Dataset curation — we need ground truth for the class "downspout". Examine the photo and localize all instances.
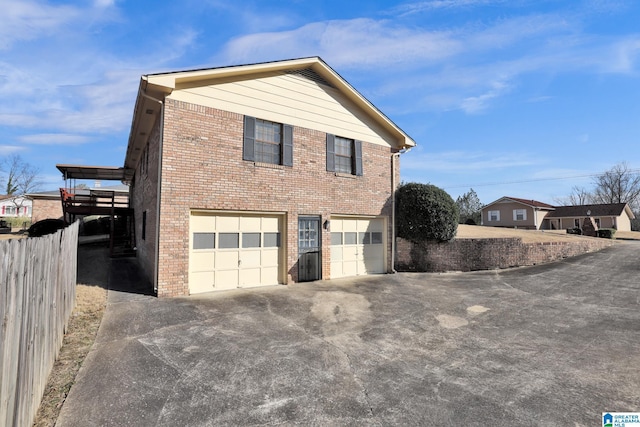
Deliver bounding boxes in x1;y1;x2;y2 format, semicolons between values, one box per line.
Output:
139;88;164;295
391;146;412;273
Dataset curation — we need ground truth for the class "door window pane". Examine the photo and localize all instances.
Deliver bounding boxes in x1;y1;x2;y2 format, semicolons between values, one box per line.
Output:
371;232;383;244
242;232;261;248
219;233;239;249
193;232;215;250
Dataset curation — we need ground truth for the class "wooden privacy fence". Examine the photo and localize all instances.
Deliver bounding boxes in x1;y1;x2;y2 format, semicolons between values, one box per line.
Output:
0;222;79;427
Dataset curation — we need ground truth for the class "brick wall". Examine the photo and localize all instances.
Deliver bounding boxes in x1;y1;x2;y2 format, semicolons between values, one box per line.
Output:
132;99;398;297
395;237;614;272
131;114;162;288
31;198;63;222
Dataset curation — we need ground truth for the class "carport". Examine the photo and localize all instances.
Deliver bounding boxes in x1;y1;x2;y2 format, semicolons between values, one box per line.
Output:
56;164;135;257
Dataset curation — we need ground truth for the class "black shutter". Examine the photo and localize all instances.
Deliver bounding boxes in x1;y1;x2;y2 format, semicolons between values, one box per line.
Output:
283;124;293;166
243;116;255;161
326;133;335;172
354;140;363;176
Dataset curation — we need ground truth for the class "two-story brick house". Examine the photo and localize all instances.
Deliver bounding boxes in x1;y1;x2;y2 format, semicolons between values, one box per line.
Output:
124;57;416;297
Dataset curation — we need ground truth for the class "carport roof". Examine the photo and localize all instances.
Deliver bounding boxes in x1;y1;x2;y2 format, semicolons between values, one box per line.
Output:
56;164;132;181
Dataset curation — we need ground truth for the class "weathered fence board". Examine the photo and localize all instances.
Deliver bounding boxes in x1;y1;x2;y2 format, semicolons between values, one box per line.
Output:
0;222;78;427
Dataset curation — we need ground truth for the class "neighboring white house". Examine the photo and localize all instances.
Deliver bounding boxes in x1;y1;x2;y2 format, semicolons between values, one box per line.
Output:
0;195;32;218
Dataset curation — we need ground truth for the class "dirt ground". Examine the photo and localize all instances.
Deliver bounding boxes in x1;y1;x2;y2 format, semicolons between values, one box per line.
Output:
455;224;640;242
33;244;109;427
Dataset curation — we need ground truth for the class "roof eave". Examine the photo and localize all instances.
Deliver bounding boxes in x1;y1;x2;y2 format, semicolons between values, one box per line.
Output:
142;57;416;149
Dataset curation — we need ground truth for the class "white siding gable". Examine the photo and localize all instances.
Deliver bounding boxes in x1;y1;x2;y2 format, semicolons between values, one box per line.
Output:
169;70;397;147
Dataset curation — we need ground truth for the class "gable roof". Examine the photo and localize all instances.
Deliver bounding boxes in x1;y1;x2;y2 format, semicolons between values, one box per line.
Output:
483;196;555;210
123;57;416;181
546;203;635;219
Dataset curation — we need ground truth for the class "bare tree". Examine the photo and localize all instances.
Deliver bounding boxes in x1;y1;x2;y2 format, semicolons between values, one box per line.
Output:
455;188;482;224
591;162;640;210
1;154;43;213
554;186;594;206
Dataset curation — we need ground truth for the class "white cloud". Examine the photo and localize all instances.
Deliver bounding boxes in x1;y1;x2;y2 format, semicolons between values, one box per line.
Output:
19;133;92;145
403;150;539;173
460;78;511;113
607;36;640;73
394;0;509;16
0;0;79;50
0;145;26;155
218;11;631;114
220;19;461;68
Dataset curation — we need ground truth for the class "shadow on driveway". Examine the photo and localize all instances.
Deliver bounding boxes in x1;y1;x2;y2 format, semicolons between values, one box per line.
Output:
57;243;640;426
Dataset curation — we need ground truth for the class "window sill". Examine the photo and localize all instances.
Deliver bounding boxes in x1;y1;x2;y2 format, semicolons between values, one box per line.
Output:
254;162;285;170
334;172;358;179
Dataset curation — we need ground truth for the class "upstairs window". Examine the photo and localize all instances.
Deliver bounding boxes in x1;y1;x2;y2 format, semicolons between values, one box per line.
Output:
326;134;363;176
243;116;293;166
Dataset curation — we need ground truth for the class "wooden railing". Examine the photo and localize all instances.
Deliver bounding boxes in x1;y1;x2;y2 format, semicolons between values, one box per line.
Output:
0;222;79;427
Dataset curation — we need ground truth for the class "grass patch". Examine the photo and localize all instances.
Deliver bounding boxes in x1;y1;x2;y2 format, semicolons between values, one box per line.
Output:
33;245;109;427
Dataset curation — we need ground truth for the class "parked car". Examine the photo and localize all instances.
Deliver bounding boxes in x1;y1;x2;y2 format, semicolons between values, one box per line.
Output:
28;219;66;237
0;219;11;234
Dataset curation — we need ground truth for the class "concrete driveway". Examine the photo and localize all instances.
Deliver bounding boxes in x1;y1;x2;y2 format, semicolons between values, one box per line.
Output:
57;243;640;426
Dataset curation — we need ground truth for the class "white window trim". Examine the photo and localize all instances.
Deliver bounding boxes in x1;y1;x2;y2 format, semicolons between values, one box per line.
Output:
488;210;500;222
513;209;527;221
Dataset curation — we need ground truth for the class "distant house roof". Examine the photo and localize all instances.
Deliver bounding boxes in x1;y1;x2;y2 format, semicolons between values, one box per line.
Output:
546;203;635;219
484;196;555;210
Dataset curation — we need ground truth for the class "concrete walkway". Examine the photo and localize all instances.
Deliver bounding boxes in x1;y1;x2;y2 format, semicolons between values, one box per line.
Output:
57;243;640;426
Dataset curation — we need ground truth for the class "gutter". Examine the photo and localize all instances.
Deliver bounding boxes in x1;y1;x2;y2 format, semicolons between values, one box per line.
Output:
139;87;164;295
390;147;412;273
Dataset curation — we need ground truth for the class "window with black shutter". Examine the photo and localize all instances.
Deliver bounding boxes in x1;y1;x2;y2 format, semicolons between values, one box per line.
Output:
243;116;293;166
326;133;363;176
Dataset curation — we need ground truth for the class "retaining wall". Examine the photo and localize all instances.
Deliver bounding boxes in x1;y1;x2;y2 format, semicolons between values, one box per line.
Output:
396;237;614;272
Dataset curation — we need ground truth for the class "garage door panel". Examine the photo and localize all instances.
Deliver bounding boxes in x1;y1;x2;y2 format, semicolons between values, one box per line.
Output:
342;261;358;277
239;268;261;287
261;217;279;231
241;250;261;268
217;216;240;230
330;217;386;279
189;212;283;294
215;270;239;290
191;252;214;272
216;251;239;268
261;267;279;284
262;249;279;265
190;271;215;294
190;214;216;230
240;216;261;230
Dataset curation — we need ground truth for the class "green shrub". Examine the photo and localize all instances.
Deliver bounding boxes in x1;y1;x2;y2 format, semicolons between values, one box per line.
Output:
395;183;458;242
597;228;616;239
0;216;31;229
566;227;582;235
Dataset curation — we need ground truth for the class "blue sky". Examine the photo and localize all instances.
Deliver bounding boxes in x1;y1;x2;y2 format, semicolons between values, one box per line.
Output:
1;0;639;206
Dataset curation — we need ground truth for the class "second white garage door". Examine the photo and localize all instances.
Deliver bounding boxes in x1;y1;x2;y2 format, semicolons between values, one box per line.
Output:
189;212;284;294
330;217;386;279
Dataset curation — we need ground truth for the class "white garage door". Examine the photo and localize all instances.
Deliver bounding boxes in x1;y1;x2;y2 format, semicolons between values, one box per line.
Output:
189;212;283;294
330;217;386;279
